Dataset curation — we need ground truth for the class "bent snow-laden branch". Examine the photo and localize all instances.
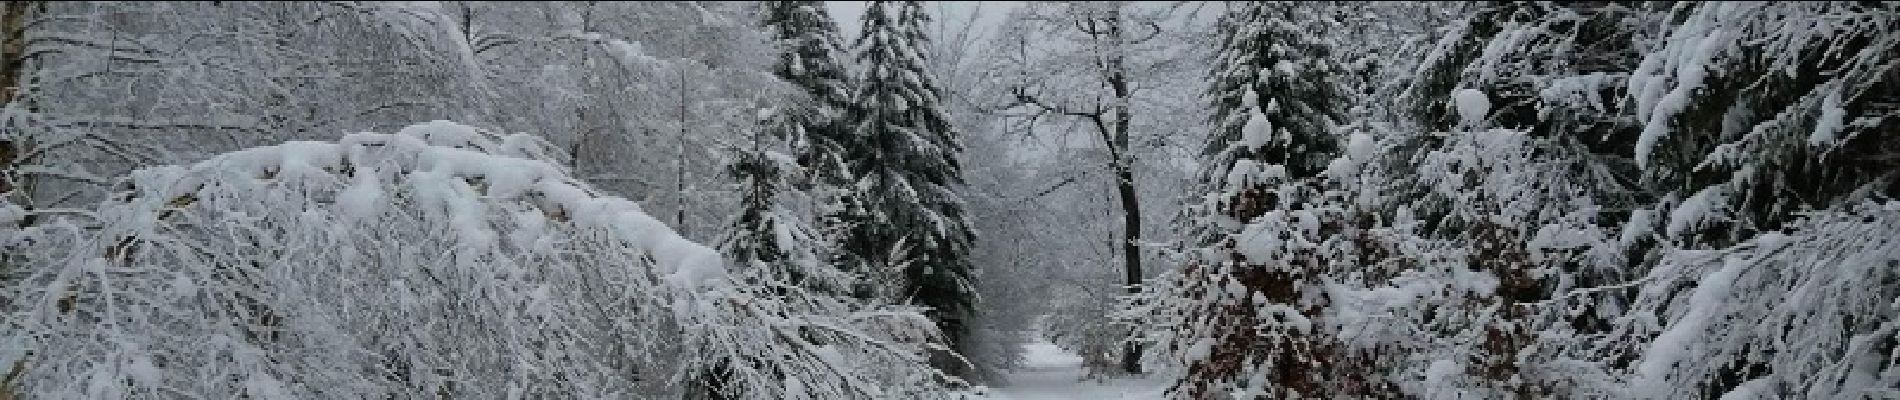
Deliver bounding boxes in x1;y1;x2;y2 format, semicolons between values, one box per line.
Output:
0;120;953;399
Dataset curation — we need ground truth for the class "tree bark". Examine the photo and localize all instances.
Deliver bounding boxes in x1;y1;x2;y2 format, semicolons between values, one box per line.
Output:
0;2;38;199
1099;5;1145;375
0;5;37;397
676;66;690;234
1114;157;1143;374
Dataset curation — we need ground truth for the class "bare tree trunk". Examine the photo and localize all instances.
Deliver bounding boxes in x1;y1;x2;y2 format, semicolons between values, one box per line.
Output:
1114;157;1143;374
0;5;38;396
0;2;31;106
675;67;690;234
0;2;38;200
1099;5;1145;375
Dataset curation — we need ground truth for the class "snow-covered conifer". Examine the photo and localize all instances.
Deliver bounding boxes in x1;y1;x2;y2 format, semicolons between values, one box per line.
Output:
1149;2;1354;397
843;0;980;378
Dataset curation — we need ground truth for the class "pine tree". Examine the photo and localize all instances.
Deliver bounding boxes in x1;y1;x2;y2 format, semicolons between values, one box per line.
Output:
1197;1;1349;216
1375;3;1654;396
844;0;979;378
1616;3;1900;397
760;1;850;104
759;1;855;186
755;0;861;296
1631;1;1900;249
702;115;947;399
1163;2;1352;397
719;120;851;297
1400;1;1651;208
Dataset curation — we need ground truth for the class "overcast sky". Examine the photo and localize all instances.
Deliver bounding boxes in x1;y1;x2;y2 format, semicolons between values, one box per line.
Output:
825;1;1017;42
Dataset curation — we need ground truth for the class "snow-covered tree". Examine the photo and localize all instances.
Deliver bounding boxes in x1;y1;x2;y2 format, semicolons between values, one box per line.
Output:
461;1;784;241
0;121;959;399
843;0;980;378
719;113;849;294
1611;202;1900;399
754;1;870;300
981;1;1209;375
1143;2;1355;397
1629;1;1900;249
759;1;855;177
701;121;966;399
1603;2;1900;397
0;2;779;231
1334;2;1658;397
1196;1;1349;214
0;1;39;207
1143;2;1671;398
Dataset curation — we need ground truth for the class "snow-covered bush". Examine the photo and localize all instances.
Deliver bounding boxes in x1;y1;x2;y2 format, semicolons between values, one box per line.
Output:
683;277;960;399
0;121;953;398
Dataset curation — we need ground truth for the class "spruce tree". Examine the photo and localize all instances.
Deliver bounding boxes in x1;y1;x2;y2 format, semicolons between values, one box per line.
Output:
1198;1;1348;210
1168;2;1350;397
717;126;847;295
1388;3;1653;396
757;0;861;295
759;1;854;181
844;0;979;378
1631;1;1900;249
1620;4;1900;396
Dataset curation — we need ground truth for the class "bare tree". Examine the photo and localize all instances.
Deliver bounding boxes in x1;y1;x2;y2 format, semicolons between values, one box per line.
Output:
980;1;1208;375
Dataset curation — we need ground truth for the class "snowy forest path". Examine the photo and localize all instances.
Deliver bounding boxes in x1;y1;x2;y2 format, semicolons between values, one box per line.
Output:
974;338;1166;399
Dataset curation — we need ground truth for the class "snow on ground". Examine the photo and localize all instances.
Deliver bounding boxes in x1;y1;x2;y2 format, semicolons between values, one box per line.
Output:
969;338;1168;400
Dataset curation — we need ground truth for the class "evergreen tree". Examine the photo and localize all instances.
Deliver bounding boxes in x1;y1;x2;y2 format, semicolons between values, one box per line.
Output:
1371;3;1654;397
1631;1;1900;249
1393;0;1653;297
688;138;800;400
1400;1;1651;199
760;1;851;107
718;119;851;297
755;1;860;295
844;0;979;378
1616;3;1900;397
1162;2;1352;397
758;1;855;185
1197;1;1349;218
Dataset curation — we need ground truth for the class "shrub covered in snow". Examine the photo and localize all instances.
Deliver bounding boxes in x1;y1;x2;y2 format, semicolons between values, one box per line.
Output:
0;121;955;399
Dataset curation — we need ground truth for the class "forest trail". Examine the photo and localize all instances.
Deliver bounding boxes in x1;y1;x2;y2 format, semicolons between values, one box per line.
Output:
975;338;1167;400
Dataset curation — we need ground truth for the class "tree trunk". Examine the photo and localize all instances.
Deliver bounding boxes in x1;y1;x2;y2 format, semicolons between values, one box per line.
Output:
675;67;690;234
1114;159;1142;374
1098;5;1145;375
0;5;37;397
0;2;38;199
